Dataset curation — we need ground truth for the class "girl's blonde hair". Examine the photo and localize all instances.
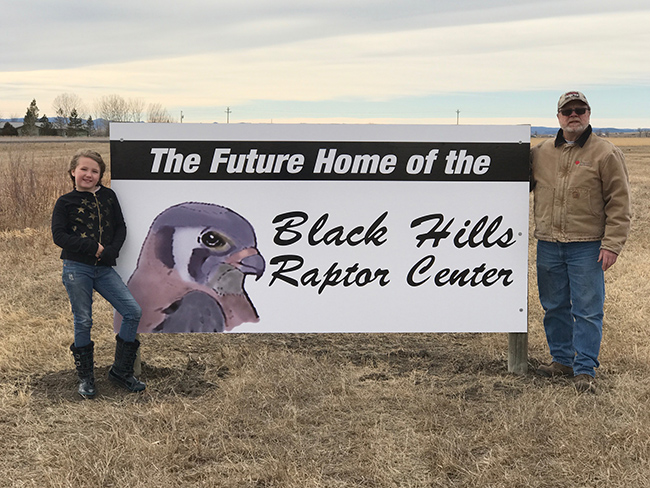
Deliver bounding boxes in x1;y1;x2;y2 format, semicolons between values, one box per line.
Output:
69;149;106;187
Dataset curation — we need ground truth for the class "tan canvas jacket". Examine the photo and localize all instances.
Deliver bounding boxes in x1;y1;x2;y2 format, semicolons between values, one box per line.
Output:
531;126;631;254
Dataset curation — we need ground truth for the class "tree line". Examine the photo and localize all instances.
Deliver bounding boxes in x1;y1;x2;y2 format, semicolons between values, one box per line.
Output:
1;94;176;137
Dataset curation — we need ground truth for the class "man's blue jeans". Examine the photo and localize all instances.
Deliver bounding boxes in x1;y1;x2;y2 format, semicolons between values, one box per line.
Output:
62;260;141;347
536;240;605;377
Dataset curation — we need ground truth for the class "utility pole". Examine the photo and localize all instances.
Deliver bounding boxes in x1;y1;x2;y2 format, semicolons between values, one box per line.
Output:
456;109;460;125
225;107;232;124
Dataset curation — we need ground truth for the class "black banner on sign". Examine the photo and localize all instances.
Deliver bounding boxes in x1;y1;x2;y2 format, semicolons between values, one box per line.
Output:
110;140;529;182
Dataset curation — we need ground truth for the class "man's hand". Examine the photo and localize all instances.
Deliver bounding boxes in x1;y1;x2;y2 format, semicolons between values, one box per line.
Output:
598;249;618;271
95;243;104;259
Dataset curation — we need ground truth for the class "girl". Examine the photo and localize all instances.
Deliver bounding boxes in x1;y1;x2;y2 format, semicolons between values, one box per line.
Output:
52;149;145;398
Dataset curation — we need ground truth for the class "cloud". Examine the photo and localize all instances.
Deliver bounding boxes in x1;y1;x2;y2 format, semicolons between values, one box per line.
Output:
1;1;648;126
8;11;646;96
3;0;648;70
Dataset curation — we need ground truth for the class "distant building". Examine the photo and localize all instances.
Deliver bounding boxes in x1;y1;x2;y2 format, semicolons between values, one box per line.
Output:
1;122;19;136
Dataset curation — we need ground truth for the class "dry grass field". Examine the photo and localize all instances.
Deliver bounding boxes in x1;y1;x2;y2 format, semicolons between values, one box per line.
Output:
1;136;649;487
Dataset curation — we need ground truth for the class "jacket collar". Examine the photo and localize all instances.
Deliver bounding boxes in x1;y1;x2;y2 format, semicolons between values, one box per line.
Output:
555;125;592;148
73;184;104;195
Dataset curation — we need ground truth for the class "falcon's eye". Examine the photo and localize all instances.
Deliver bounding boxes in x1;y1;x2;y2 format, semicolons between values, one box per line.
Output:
200;231;230;251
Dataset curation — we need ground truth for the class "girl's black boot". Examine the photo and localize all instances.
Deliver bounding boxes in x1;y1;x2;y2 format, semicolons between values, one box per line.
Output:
108;335;146;392
70;341;96;399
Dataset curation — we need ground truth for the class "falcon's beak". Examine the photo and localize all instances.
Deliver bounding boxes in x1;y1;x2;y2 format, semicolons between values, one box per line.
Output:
226;248;266;280
240;252;265;280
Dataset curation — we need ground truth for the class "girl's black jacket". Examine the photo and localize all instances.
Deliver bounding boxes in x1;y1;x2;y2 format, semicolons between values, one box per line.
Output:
51;186;126;267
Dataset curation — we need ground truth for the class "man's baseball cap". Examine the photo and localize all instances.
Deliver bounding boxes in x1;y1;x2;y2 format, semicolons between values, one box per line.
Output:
557;91;590;111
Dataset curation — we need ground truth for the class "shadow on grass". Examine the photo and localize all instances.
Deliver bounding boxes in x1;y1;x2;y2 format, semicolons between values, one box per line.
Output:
28;358;228;403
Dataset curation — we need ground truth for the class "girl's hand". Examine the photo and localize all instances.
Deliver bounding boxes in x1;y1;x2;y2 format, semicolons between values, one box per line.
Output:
95;243;104;258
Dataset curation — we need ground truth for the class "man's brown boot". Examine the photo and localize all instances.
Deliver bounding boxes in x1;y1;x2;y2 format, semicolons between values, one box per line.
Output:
536;361;573;378
573;374;597;394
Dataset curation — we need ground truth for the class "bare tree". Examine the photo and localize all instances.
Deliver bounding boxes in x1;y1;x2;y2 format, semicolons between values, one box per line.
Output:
128;98;146;123
52;93;86;129
147;102;175;123
95;94;130;123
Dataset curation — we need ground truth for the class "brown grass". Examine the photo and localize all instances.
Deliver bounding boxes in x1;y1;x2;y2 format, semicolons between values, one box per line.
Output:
0;140;110;231
1;138;649;487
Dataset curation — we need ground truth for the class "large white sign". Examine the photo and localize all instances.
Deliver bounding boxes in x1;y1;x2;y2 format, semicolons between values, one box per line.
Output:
110;123;530;334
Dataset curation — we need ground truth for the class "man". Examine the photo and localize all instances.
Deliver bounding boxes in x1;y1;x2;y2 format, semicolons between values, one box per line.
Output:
531;91;631;393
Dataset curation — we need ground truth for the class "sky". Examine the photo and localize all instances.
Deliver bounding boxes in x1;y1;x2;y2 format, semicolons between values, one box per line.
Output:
2;0;649;129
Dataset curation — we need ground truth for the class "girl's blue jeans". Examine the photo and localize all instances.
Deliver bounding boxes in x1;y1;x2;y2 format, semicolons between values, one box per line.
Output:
62;260;141;347
536;240;605;378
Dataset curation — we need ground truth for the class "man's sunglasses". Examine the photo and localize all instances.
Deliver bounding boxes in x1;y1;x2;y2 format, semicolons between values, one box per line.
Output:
559;107;589;116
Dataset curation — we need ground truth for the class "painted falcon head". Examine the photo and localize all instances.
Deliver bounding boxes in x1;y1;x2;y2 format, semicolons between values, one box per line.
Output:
117;202;265;334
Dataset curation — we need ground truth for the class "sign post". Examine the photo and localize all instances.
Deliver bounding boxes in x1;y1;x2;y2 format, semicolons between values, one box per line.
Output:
508;332;528;374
